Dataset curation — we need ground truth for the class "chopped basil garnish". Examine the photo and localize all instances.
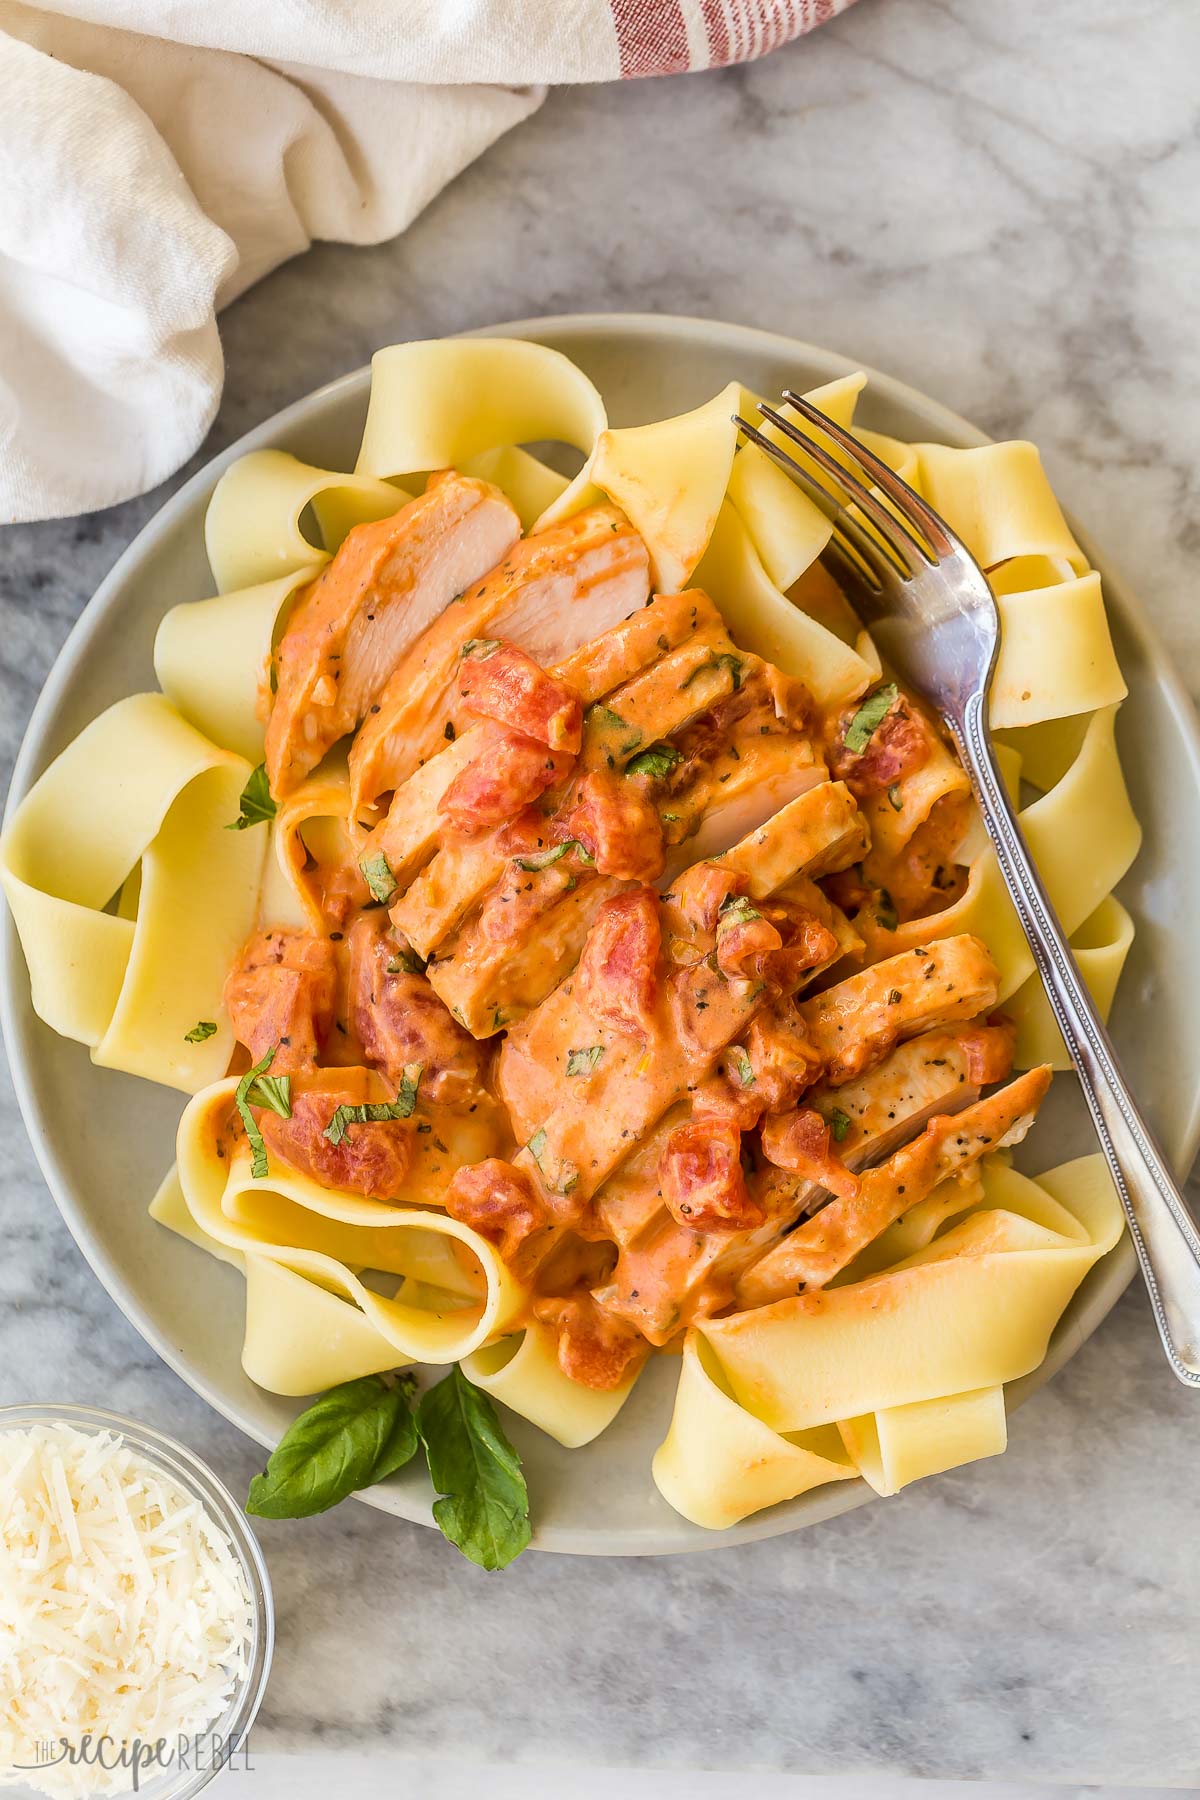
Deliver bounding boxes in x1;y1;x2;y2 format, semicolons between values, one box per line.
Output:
682;651;744;692
461;637;502;660
830;1108;851;1143
444;721;456;741
843;683;898;754
587;704;630;732
514;839;595;873
184;1020;217;1044
525;1125;579;1196
324;1063;423;1145
360;849;397;904
727;1045;755;1087
227;763;276;831
387;947;427;976
717;893;762;931
625;743;681;781
887;783;903;812
566;1046;605;1078
876;889;899;932
234;1046;292;1179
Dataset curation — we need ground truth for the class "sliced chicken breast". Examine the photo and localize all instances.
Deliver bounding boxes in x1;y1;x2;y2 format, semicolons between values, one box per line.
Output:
797;934;1000;1086
348;505;650;812
375;590;718;901
591;1017;1017;1343
266;471;520;795
734;1063;1052;1304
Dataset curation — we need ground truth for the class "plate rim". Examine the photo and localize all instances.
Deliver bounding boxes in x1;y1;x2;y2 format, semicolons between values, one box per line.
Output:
5;310;1200;1556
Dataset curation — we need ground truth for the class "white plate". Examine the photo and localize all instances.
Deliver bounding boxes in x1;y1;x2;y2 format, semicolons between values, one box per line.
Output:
6;315;1200;1555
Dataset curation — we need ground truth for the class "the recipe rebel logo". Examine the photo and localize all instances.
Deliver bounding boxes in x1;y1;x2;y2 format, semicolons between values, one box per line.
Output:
12;1731;254;1789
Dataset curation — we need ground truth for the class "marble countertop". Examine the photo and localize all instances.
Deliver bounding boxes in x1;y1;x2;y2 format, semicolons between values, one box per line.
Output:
3;0;1199;1788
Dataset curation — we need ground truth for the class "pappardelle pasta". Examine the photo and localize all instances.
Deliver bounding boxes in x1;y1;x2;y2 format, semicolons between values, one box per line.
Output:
3;338;1137;1539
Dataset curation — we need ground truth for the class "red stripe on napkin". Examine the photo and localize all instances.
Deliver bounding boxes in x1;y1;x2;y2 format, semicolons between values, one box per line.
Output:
613;0;854;76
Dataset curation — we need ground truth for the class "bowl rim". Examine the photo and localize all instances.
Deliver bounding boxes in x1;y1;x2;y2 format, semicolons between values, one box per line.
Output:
5;311;1200;1557
0;1401;274;1796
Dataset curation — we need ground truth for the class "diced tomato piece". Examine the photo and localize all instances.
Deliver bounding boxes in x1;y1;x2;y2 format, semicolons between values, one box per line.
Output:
533;1293;646;1391
566;769;665;882
346;915;484;1104
259;1072;412;1200
671;860;745;934
760;1107;859;1200
576;887;661;1038
456;640;583;753
829;692;932;795
659;1117;764;1231
445;1158;546;1262
223;929;337;1073
438;727;574;835
693;1073;763;1132
743;1005;824;1113
715;901;784;980
760;904;839;993
963;1014;1017;1086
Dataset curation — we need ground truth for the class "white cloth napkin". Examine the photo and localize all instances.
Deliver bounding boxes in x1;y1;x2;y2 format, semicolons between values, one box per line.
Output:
0;0;856;524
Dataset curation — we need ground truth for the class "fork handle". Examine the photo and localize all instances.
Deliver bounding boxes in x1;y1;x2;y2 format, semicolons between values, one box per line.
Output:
953;696;1200;1386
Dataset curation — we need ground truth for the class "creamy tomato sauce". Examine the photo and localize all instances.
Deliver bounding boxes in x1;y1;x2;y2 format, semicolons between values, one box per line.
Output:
223;473;1043;1390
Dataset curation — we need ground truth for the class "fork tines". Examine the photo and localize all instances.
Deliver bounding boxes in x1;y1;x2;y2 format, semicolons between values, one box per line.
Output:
732;390;944;585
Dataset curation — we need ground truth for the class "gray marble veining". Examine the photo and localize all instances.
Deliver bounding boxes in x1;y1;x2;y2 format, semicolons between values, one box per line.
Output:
2;0;1199;1785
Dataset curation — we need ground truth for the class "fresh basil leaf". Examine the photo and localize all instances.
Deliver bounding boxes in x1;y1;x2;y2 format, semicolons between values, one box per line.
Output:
417;1365;530;1570
234;1046;290;1179
727;1045;755;1087
324;1063;423;1146
387;947;427;976
184;1020;217;1044
842;683;898;755
461;637;502;660
682;651;743;693
360;850;397;904
246;1373;418;1519
565;1046;604;1078
830;1108;851;1143
227;763;276;831
624;743;681;781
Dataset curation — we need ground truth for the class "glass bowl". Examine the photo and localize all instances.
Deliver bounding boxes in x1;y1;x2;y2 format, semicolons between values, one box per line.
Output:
0;1402;274;1800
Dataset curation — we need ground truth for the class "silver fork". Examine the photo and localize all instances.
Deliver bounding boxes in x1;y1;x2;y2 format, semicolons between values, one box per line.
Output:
734;390;1200;1387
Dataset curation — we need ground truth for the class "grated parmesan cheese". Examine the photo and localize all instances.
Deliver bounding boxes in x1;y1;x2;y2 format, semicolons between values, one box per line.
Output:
0;1422;253;1798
